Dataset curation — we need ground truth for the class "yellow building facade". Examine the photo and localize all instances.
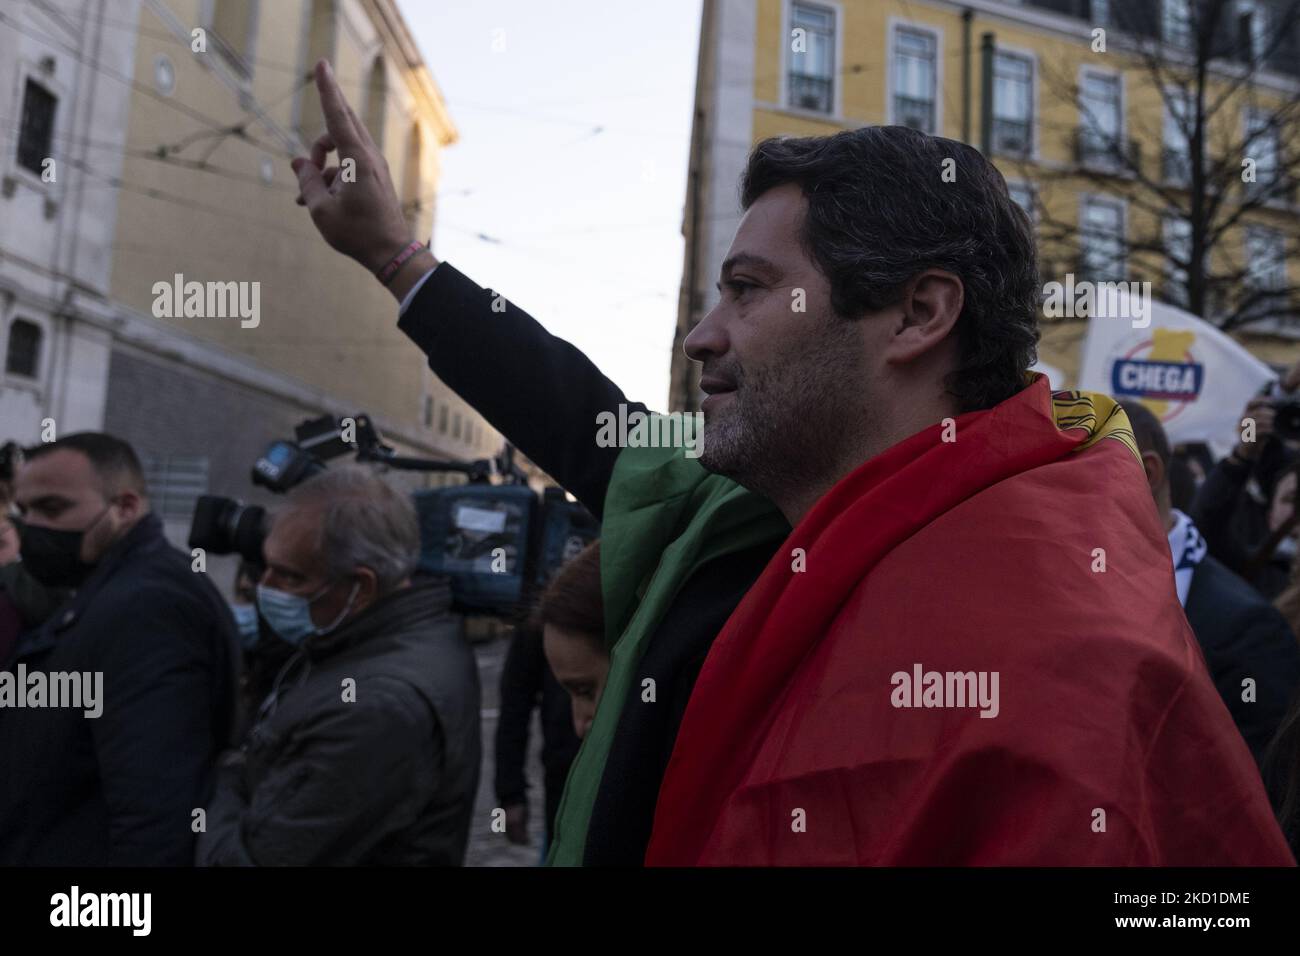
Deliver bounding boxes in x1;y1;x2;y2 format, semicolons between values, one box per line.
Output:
671;0;1300;411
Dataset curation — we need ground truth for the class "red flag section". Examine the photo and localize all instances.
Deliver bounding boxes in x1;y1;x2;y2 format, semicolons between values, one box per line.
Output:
646;377;1294;865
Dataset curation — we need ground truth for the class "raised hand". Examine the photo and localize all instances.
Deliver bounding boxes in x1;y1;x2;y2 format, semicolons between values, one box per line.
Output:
291;60;437;294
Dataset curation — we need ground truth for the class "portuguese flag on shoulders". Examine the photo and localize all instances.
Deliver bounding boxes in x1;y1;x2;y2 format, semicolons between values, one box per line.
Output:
553;375;1294;865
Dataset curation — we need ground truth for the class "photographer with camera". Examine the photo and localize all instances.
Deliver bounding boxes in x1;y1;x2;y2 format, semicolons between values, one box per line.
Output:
1191;371;1300;600
0;433;240;865
196;466;481;866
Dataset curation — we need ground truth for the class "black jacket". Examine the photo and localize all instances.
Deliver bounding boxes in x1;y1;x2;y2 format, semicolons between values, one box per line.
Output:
494;625;580;842
0;513;239;865
1191;456;1291;599
196;580;481;866
1184;553;1300;764
399;262;775;865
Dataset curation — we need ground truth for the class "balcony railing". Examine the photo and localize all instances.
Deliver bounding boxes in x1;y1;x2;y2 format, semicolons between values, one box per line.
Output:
992;117;1032;156
1074;128;1140;173
788;73;833;114
893;94;934;133
1075;250;1128;287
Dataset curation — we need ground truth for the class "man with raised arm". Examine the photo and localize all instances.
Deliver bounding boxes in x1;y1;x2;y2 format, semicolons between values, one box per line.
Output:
291;61;1292;865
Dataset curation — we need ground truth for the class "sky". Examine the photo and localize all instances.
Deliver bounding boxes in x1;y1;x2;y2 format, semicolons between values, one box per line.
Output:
400;0;705;409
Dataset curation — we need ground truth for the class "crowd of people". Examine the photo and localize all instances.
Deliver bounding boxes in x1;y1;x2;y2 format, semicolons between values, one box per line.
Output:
3;60;1300;866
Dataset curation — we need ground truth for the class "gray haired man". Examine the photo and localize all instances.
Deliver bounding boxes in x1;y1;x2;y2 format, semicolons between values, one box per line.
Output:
197;467;480;866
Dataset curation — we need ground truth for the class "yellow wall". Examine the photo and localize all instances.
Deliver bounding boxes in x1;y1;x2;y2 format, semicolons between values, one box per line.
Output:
747;0;1298;383
107;0;497;456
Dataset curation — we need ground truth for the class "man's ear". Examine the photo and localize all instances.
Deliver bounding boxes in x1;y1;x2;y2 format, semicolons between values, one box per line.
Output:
353;566;380;609
885;270;964;365
116;489;147;522
1140;449;1166;497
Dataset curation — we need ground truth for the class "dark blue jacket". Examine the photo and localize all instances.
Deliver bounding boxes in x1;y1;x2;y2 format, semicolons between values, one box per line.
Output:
0;513;239;865
1184;553;1300;764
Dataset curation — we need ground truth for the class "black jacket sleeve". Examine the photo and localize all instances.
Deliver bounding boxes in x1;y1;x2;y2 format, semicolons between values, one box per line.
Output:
1215;602;1300;763
397;263;647;519
89;586;225;865
494;627;544;807
1191;456;1255;577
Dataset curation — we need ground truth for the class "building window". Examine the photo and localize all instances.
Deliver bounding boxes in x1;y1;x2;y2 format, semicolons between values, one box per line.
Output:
5;319;42;378
1237;0;1269;62
992;51;1033;156
1245;226;1287;320
423;395;434;429
209;0;257;77
788;3;835;114
1079;197;1125;284
143;455;210;522
17;79;57;177
1162;0;1194;48
1078;71;1121;168
1163;216;1192;307
1162;87;1193;184
1244;109;1279;201
453;411;462;441
438;403;449;434
154;54;177;96
893;27;937;133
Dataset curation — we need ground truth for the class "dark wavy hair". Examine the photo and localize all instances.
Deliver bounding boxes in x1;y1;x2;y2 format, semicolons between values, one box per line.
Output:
533;540;603;644
740;126;1041;412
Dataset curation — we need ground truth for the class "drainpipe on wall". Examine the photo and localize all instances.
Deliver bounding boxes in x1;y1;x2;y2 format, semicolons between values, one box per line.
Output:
980;31;996;155
962;8;973;144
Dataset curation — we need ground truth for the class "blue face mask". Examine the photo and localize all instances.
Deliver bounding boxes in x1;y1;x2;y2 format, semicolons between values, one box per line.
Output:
230;603;261;649
256;580;360;647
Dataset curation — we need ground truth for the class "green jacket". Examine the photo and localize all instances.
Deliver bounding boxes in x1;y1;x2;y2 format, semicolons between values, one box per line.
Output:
545;433;788;865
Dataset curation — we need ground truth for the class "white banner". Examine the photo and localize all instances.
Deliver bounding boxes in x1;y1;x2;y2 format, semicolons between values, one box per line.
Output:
1076;288;1277;455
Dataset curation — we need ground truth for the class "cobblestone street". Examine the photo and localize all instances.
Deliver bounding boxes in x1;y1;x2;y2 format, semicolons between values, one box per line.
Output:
465;635;549;867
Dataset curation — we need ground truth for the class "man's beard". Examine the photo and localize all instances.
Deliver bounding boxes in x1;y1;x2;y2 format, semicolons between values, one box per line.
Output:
699;315;867;504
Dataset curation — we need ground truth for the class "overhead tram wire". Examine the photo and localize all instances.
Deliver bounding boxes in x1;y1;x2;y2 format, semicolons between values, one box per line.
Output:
0;9;269;148
0;119;301;194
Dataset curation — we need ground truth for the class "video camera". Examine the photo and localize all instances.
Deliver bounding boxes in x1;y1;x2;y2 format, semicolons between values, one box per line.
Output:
188;413;598;616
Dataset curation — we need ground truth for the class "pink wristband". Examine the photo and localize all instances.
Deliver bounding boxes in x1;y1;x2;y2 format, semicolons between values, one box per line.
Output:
377;241;427;285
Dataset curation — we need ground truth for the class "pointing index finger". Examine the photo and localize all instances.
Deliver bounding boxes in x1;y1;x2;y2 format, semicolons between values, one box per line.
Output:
315;59;360;147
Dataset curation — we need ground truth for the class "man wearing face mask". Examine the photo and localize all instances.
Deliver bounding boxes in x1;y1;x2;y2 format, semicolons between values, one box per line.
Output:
196;466;481;866
227;559;294;740
0;433;239;865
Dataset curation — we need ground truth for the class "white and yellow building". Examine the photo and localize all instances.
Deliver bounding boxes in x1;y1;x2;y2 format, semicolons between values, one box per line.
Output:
0;0;493;538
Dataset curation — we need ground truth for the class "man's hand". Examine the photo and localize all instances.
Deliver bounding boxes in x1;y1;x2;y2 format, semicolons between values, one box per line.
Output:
291;59;438;300
504;802;529;845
